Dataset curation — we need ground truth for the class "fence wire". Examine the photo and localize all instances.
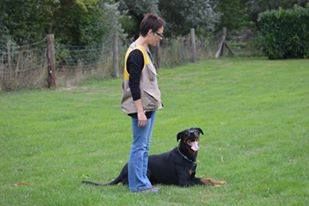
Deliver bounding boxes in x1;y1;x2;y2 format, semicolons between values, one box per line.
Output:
0;31;256;91
0;38;48;90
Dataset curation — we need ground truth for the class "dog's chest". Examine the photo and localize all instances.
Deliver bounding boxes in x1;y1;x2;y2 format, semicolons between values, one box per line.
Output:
188;163;197;176
170;149;197;172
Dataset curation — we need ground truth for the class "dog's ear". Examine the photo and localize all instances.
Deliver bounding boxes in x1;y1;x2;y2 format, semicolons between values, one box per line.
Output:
194;127;204;135
176;130;188;142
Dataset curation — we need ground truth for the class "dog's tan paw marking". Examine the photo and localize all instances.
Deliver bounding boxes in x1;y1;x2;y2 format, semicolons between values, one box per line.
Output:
203;178;226;186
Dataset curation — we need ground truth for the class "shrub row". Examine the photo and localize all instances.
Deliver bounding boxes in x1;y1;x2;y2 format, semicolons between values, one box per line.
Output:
257;6;309;59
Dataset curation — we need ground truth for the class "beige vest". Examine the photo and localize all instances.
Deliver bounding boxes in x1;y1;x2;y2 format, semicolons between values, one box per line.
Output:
121;42;162;114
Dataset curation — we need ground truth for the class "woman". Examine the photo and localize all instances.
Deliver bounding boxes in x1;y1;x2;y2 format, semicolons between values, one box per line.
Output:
121;13;165;193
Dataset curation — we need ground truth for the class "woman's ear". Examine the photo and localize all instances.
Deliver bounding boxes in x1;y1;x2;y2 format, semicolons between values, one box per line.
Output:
147;29;153;36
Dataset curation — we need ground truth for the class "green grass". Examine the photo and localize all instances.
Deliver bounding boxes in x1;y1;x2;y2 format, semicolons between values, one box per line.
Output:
0;58;308;205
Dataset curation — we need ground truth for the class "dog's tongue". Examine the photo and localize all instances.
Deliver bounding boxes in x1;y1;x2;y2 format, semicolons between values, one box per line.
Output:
189;141;199;151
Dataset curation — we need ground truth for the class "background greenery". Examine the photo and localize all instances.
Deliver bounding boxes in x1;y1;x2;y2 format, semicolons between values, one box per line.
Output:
258;6;309;59
1;58;308;205
1;0;308;51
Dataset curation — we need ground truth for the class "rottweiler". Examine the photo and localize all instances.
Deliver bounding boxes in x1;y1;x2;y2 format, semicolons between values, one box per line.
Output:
82;127;225;187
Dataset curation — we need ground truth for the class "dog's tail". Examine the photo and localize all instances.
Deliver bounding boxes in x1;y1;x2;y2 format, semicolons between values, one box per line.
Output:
81;180;109;186
82;175;123;186
106;173;125;185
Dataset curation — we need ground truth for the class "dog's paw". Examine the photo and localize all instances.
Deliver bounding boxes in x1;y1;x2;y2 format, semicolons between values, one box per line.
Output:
202;178;226;187
213;180;226;187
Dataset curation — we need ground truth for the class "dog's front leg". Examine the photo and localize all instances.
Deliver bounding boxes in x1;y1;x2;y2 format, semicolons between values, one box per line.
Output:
190;177;206;185
177;169;196;187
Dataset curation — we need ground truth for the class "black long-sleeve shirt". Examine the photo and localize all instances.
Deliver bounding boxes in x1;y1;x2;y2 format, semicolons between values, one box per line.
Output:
126;49;153;119
126;49;144;101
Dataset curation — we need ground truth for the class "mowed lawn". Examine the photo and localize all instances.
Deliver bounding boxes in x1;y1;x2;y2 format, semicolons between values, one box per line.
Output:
0;58;308;206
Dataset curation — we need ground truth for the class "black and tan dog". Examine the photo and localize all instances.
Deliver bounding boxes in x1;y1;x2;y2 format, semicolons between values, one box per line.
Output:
82;127;225;187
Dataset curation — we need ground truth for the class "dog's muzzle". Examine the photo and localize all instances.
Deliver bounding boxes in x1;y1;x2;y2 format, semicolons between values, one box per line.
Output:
189;141;199;151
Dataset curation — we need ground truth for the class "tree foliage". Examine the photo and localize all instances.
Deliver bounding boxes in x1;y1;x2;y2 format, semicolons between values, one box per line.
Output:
1;0;308;53
116;0;159;38
1;0;57;45
217;0;249;31
53;0;107;45
246;0;308;23
159;0;219;36
0;0;122;49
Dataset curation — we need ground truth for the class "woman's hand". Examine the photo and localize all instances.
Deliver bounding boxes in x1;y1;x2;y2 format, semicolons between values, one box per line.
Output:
137;111;147;127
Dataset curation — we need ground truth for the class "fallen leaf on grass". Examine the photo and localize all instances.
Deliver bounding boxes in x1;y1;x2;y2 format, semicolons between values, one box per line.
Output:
14;182;31;187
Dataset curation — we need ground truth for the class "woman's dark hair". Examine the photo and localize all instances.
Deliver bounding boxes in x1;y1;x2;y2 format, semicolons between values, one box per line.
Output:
139;13;165;37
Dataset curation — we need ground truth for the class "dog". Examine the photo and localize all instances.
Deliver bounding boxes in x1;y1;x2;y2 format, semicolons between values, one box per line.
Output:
82;127;225;187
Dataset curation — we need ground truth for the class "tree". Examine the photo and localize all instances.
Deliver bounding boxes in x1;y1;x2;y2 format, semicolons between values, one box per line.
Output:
246;0;308;23
217;0;249;31
0;2;10;51
0;0;58;45
53;0;109;46
159;0;219;36
0;0;124;47
117;0;159;38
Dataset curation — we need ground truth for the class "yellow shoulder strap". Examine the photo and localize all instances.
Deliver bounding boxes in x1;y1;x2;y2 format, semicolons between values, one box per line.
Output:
123;46;150;80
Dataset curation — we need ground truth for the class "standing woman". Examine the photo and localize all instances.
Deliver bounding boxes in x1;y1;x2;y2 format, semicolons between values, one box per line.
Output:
121;13;165;193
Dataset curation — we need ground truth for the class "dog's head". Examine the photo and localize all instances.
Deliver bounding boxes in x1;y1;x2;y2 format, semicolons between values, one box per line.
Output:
176;127;204;152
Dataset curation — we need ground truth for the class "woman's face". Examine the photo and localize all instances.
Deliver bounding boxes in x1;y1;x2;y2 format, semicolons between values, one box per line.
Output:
149;26;164;47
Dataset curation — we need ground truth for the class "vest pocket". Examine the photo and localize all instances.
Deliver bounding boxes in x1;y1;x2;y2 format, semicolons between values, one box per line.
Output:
142;90;160;111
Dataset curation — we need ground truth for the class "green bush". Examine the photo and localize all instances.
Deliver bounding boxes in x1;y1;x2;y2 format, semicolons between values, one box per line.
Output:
257;6;309;59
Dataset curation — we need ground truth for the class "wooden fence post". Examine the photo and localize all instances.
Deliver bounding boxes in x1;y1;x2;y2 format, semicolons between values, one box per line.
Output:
190;28;197;62
112;32;119;78
7;40;11;72
215;27;233;58
47;34;56;88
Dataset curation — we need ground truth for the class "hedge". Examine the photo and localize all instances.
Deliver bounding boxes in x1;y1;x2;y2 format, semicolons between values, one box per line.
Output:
257;6;309;59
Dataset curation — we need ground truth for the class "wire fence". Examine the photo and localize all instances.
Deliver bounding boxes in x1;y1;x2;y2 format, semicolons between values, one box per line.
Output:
159;35;215;68
0;29;257;91
54;38;126;88
0;38;48;90
0;37;124;90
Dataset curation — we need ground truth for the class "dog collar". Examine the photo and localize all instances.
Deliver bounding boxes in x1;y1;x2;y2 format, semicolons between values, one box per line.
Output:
177;147;196;164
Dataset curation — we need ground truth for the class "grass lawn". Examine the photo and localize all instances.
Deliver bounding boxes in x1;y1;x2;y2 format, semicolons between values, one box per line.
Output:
0;58;308;205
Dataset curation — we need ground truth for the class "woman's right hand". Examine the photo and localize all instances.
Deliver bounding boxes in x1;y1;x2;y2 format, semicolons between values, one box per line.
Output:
137;111;147;127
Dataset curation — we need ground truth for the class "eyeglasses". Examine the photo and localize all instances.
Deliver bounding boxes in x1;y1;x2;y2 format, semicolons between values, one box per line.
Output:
154;32;164;39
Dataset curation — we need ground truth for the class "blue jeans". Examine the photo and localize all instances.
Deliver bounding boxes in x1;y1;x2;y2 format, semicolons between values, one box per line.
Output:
128;112;156;192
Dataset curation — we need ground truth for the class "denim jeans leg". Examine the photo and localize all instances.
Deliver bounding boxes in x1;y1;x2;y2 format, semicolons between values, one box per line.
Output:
128;115;154;192
143;112;156;179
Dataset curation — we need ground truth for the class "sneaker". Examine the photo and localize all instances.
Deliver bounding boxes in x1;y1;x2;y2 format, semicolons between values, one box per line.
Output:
137;187;159;193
